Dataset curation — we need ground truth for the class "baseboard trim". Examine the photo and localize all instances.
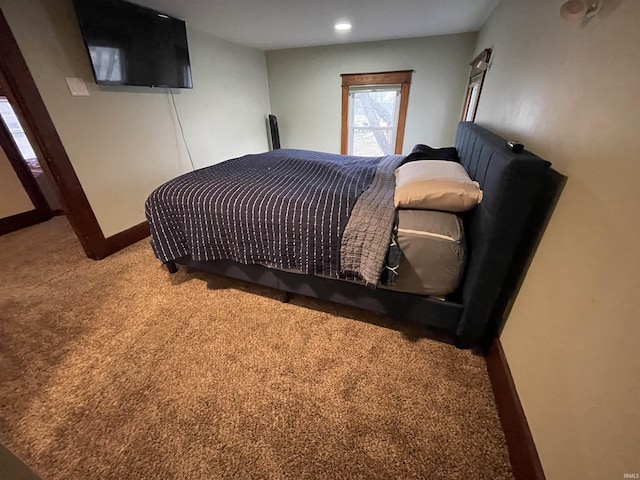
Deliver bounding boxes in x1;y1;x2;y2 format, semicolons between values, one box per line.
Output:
0;443;42;480
486;339;546;480
0;208;52;236
100;221;150;258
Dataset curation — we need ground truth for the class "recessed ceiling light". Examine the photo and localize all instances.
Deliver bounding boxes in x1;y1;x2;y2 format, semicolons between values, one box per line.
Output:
334;22;352;31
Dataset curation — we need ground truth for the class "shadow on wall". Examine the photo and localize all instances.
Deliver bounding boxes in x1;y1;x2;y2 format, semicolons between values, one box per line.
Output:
482;167;568;350
41;0;96;86
592;0;623;21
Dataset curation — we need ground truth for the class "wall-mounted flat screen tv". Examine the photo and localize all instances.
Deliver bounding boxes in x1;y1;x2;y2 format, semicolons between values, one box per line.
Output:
73;0;193;88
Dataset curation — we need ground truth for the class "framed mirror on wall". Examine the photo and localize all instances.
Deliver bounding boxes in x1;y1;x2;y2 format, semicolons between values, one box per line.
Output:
462;48;492;122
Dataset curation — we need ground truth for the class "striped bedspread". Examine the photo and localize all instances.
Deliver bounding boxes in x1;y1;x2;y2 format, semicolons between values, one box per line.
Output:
145;149;404;285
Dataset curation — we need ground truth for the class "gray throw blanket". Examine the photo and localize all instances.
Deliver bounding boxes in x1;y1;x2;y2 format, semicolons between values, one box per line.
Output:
145;149;404;285
341;155;404;284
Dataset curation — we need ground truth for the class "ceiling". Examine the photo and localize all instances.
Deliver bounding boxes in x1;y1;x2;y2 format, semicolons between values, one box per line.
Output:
129;0;501;51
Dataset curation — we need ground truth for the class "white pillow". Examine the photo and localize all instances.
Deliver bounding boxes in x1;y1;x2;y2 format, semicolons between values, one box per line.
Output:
394;160;483;212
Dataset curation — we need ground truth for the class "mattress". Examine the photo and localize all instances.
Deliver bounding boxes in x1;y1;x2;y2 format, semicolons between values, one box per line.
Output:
178;208;466;298
381;209;466;297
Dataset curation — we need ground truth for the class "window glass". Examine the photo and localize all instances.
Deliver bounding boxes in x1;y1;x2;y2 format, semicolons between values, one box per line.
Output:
349;87;400;156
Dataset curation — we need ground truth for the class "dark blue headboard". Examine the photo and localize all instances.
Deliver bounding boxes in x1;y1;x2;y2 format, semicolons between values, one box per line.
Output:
454;122;551;344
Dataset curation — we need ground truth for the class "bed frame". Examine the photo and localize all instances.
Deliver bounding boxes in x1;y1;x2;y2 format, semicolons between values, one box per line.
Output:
166;122;552;348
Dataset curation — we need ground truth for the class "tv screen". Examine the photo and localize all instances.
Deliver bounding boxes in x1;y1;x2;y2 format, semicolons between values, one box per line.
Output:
73;0;193;88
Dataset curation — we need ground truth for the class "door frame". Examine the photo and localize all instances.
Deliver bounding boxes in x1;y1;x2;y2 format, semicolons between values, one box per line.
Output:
0;8;148;258
0;90;52;235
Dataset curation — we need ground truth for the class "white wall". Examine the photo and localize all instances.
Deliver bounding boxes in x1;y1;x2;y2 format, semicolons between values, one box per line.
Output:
0;0;271;237
169;28;271;170
0;147;34;219
474;0;640;478
266;34;477;153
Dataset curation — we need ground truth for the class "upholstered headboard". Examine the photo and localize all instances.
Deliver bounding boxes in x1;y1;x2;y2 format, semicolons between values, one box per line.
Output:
454;122;551;345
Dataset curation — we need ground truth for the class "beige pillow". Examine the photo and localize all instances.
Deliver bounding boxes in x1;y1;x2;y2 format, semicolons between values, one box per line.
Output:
394;160;483;212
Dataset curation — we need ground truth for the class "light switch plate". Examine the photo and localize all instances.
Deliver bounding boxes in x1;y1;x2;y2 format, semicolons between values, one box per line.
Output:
65;77;90;96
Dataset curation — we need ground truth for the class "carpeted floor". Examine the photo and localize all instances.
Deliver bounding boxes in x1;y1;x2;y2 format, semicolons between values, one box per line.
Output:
0;217;512;480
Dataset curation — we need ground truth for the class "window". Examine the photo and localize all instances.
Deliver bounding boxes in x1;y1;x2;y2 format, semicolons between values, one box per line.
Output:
461;49;492;122
0;97;36;160
341;71;412;155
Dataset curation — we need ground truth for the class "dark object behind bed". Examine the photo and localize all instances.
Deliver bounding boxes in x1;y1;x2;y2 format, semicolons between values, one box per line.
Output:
268;114;280;150
173;122;551;347
407;144;459;161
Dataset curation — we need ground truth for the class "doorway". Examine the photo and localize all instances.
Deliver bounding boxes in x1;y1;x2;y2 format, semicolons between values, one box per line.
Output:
0;74;52;235
0;8;149;259
0;97;63;215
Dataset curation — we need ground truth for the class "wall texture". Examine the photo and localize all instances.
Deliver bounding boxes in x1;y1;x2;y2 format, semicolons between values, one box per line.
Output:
266;34;477;153
0;0;271;237
0;147;34;219
474;0;640;478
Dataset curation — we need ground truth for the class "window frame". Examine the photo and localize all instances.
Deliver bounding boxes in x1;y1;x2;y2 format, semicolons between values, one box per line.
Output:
461;48;492;122
340;70;412;155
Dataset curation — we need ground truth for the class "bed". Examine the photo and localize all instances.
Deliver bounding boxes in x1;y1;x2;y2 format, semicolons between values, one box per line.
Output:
145;122;551;348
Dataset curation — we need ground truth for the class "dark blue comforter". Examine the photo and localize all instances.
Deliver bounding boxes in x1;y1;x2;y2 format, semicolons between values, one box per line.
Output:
145;149;403;284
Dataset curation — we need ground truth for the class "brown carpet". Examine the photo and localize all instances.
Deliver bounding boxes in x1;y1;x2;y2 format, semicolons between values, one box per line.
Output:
0;217;512;480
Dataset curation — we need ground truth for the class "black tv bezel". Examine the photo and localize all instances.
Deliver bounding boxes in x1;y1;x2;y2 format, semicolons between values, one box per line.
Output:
73;0;193;89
